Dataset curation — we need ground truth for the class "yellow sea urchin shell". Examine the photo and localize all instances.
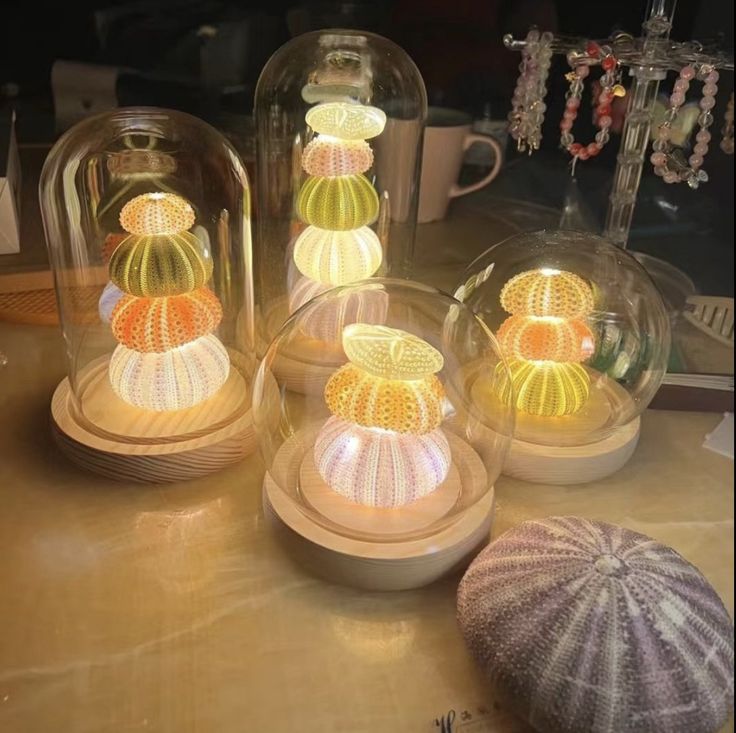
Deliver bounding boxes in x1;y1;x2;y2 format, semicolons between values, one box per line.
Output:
296;174;379;231
500;269;594;319
109;232;213;298
324;363;445;434
342;324;444;380
503;360;590;417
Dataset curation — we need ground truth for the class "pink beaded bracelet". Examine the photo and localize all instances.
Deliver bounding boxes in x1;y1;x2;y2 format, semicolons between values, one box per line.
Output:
651;64;719;188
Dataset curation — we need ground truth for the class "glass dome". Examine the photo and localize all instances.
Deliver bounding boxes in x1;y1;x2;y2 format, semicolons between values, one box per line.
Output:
455;230;671;448
253;279;514;543
254;29;427;355
40;107;255;467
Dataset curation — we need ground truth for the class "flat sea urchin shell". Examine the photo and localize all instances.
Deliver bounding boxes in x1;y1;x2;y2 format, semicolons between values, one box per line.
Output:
457;516;734;733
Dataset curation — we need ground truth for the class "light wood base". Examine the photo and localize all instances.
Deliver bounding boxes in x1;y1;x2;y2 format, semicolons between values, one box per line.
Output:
263;427;495;590
502;417;641;484
50;357;256;483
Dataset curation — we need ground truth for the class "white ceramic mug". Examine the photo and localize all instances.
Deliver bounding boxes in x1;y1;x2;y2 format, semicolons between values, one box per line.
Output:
418;108;503;223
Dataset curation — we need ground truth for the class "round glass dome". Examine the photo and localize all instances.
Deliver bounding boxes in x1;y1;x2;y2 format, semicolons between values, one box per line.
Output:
40;107;254;456
455;230;671;447
254;29;427;354
253;279;514;543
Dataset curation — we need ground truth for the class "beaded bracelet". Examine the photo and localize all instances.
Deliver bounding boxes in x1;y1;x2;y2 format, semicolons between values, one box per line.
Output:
651;64;719;188
509;29;554;153
721;92;734;155
560;42;623;163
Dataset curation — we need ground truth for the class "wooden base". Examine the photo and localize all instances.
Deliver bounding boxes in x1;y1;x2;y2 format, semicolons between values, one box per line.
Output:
502;417;641;485
51;356;256;483
263;426;495;590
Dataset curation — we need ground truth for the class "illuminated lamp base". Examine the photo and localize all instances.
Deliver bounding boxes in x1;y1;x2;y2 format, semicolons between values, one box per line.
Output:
263;426;494;591
50;354;257;483
503;417;641;485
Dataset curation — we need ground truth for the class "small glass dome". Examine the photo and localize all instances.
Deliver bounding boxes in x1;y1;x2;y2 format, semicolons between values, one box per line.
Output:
254;30;427;354
40;107;254;464
253;279;514;542
455;230;671;447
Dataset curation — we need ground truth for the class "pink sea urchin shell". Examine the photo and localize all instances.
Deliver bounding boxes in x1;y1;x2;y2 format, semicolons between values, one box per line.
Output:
302;137;374;177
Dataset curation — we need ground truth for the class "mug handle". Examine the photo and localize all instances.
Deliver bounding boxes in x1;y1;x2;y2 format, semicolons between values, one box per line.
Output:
449;133;503;199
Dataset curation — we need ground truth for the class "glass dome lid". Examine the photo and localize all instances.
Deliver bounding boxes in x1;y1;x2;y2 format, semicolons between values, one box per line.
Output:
254;30;427;356
253;278;514;543
40;107;256;478
455;229;671;448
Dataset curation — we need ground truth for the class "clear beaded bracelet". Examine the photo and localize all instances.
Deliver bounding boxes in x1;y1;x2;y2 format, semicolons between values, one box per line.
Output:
509;29;553;153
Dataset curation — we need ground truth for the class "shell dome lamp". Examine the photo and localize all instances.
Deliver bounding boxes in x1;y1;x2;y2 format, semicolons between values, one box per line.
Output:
252;279;514;591
39;107;256;482
254;30;427;382
455;229;670;484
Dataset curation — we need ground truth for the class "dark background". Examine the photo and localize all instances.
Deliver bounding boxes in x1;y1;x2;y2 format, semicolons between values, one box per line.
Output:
1;0;733;295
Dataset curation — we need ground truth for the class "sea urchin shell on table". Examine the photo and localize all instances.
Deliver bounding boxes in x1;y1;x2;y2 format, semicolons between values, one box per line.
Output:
457;516;734;733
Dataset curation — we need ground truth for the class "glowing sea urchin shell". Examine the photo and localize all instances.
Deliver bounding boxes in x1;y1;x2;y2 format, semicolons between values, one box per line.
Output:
302;137;374;177
109;232;213;298
119;192;195;235
305;102;386;140
502;359;590;417
496;315;595;363
324;363;445;434
457;516;735;733
342;323;444;380
500;269;595;319
293;226;382;285
314;416;451;507
111;287;223;352
109;334;229;411
296;174;379;231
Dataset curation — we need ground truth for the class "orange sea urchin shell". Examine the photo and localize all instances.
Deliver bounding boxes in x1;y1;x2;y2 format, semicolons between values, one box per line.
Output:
497;315;595;363
111;288;222;352
324;363;445;434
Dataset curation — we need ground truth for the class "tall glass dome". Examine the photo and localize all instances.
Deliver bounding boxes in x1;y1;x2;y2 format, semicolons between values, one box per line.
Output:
40;107;256;481
254;30;427;356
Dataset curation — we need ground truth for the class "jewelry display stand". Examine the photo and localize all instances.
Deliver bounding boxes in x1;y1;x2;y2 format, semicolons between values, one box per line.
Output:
504;0;734;248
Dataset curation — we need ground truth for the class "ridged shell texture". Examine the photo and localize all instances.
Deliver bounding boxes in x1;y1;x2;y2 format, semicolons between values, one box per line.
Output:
457;516;735;733
314;416;451;507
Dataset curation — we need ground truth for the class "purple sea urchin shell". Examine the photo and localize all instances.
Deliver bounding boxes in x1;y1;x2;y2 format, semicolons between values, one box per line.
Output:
457;516;734;733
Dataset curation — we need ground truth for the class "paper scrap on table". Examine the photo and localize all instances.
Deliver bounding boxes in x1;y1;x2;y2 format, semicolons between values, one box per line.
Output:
703;413;734;460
